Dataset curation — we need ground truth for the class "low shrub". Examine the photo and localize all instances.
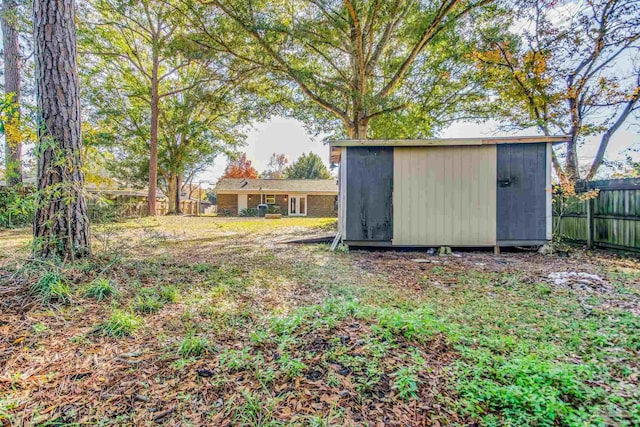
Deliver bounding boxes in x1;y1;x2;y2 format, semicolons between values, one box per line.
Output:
239;208;259;217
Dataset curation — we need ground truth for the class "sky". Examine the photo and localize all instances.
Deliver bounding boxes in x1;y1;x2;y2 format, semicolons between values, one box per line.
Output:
197;117;639;188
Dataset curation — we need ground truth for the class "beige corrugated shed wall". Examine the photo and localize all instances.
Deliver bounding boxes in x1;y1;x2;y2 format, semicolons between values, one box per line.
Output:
393;146;497;246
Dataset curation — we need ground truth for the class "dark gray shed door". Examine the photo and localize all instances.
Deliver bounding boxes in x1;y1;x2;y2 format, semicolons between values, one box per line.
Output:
345;147;393;241
497;143;547;241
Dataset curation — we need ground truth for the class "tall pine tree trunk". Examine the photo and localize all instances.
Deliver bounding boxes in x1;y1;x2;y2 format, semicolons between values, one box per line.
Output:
1;0;22;186
33;0;90;260
147;51;159;216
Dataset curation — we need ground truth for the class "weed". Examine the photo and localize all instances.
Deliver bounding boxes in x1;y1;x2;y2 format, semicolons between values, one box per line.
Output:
230;390;281;427
69;334;90;345
277;353;307;378
326;372;341;387
159;285;179;303
392;366;420;400
374;307;440;342
194;263;214;274
31;322;48;335
178;334;210;357
0;398;17;423
535;282;552;295
219;348;253;372
99;310;142;337
85;278;118;301
133;293;164;314
171;358;196;370
31;271;71;304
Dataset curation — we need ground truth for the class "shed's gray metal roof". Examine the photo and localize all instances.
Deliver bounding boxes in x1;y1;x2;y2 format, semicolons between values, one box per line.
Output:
215;178;338;193
328;136;569;162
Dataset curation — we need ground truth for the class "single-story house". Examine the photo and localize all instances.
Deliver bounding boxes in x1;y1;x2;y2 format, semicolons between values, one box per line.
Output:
329;136;568;249
214;178;338;217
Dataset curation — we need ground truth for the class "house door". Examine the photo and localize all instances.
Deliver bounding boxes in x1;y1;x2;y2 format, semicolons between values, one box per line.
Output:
289;195;307;216
238;194;248;214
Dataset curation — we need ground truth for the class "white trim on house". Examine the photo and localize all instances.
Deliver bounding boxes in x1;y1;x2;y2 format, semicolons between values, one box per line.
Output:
288;194;307;216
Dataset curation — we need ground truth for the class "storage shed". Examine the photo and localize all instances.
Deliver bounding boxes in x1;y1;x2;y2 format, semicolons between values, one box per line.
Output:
329;136;568;249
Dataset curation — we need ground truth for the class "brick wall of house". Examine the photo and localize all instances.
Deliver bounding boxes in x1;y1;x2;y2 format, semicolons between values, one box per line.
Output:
247;194;288;214
217;194;238;216
307;195;338;217
219;193;337;217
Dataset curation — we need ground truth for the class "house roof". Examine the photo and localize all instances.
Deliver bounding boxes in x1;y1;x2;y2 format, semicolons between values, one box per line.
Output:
328;136;569;163
215;178;338;194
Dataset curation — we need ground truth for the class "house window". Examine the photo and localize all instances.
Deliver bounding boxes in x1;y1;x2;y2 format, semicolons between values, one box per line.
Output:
265;195;276;204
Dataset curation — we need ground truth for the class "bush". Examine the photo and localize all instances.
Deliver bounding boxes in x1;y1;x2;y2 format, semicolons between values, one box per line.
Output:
239;208;259;217
217;208;233;217
87;201;118;224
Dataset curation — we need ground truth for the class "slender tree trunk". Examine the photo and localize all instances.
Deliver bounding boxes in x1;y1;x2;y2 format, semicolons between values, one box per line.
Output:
148;50;159;216
167;170;182;214
2;0;22;186
565;88;582;180
176;174;182;214
586;92;639;181
33;0;90;260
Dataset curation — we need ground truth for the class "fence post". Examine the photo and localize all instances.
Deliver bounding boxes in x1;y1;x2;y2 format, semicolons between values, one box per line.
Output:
586;198;594;249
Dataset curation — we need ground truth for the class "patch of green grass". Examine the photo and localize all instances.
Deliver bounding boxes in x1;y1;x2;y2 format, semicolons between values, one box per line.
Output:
31;271;71;304
373;307;442;342
159;285;179;303
194;262;215;274
178;334;210;357
85;278;118;301
99;310;142;337
219;348;253;372
230;390;281;427
132;286;177;314
133;294;164;314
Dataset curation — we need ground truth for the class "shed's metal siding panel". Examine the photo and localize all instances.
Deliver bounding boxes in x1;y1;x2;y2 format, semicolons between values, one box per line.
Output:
345;147;393;241
497;143;547;241
393;146;497;246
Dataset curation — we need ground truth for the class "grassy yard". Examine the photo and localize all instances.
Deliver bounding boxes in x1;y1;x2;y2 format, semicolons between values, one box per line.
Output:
1;217;639;426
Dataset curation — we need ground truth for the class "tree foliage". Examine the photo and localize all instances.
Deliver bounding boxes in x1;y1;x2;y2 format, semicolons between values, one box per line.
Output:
79;0;256;213
221;153;259;179
1;0;23;186
284;152;331;179
188;0;496;139
474;0;640;180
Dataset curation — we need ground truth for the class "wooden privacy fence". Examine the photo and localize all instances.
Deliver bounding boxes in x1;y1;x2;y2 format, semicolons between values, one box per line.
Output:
553;178;640;252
